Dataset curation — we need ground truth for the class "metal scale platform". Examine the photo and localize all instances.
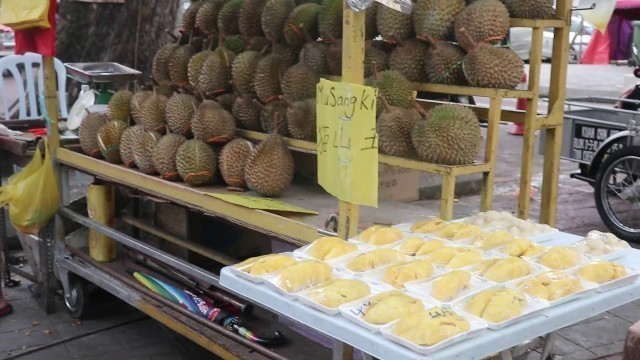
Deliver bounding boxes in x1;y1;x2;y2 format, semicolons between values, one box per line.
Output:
64;62;142;105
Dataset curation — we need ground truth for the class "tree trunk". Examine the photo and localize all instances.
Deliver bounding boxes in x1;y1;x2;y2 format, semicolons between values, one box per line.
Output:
56;0;181;82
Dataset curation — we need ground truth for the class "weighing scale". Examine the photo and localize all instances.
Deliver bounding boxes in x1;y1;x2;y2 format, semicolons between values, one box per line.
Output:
64;62;142;131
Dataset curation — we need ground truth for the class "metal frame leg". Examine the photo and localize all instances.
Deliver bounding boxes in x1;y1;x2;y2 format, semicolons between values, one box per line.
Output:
540;332;558;360
37;220;57;314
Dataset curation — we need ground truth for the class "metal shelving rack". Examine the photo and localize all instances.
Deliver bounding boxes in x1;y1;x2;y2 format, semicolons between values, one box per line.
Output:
37;0;573;358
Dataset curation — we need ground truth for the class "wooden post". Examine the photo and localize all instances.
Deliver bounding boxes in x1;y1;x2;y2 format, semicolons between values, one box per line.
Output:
337;4;365;239
518;27;543;219
480;97;503;211
440;172;456;220
540;0;571;226
88;183;117;262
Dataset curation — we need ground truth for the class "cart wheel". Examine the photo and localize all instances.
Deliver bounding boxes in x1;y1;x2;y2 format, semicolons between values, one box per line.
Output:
634;67;640;78
64;275;89;319
594;146;640;242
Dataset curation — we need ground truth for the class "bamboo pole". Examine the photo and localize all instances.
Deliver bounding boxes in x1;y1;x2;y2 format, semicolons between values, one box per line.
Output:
88;183;117;262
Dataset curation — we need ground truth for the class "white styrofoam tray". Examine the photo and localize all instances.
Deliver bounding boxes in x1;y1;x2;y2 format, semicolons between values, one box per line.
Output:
362;263;448;292
463;258;550;286
529;248;590;271
226;252;304;284
297;280;382;316
333;252;412;278
507;272;599;308
390;237;458;256
339;292;437;333
293;241;375;265
380;308;488;355
405;271;496;305
262;266;337;300
568;263;640;293
453;291;549;330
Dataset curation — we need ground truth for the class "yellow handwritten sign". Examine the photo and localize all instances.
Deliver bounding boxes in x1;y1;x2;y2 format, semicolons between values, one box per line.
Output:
316;78;378;208
205;193;319;215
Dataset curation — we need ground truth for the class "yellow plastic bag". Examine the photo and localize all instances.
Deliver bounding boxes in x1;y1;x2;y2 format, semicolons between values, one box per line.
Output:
0;140;60;235
0;0;51;31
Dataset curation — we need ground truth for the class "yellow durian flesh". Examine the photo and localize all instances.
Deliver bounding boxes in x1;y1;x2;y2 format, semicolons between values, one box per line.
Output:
306;279;371;308
415;239;446;256
234;254;298;275
425;247;462;264
359;225;386;243
481;257;531;283
363;292;424;324
538;247;581;270
392;307;471;346
523;244;546;258
519;271;583;301
447;250;484;269
278;260;333;293
383;260;434;288
577;262;627;284
518;279;550;301
472;231;514;250
431;271;471;302
480;289;527;323
437;223;483;240
410;218;447;234
503;238;533;257
324;243;358;260
399;237;427;255
465;290;496;317
368;227;405;246
346;249;406;272
307;237;347;259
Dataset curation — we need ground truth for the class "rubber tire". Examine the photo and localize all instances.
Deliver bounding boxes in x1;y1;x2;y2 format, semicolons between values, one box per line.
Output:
594;146;640;242
64;275;89;319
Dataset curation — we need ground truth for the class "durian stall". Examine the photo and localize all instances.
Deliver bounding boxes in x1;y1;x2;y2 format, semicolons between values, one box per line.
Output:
32;0;640;358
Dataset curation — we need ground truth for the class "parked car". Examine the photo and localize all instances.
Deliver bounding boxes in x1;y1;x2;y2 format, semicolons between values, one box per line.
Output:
510;16;593;62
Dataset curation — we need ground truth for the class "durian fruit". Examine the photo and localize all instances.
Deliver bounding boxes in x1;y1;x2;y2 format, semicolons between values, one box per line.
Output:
423;38;467;85
384;260;434;288
258;100;289;135
376;96;420;157
503;238;546;258
471;230;514;250
119;124;145;168
254;54;288;103
388;39;428;82
107;90;133;122
364;41;390;78
326;40;343;76
577;262;627;284
169;43;197;86
412;104;482;165
366;69;412;117
232;95;263;131
413;0;465;41
306;279;370;308
216;92;237;113
97;121;128;163
284;3;321;48
281;63;319;102
416;239;446;257
392;308;471;346
140;93;168;133
235;253;298;275
130;90;153;125
79;113;109;158
431;270;471;302
191;100;236;145
188;48;214;90
454;0;510;51
398;237;426;256
195;0;226;35
318;0;343;41
197;47;235;96
364;2;379;40
262;0;296;42
411;218;447;234
518;271;583;301
231;51;262;96
218;0;244;37
480;257;531;283
181;1;205;34
363;291;424;324
285;98;316;141
132;131;162;174
538;247;581;270
244;117;295;196
459;29;524;89
376;5;414;42
277;260;333;293
272;42;300;67
358;226;404;246
153;134;187;181
502;0;554;20
238;0;267;38
466;289;527;323
300;40;329;75
219;138;255;188
437;222;483;240
176;139;217;186
166;93;199;136
346;249;406;272
152;43;180;86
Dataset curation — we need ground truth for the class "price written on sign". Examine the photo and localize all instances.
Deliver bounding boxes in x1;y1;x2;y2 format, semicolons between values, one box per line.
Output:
316;78;379;208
